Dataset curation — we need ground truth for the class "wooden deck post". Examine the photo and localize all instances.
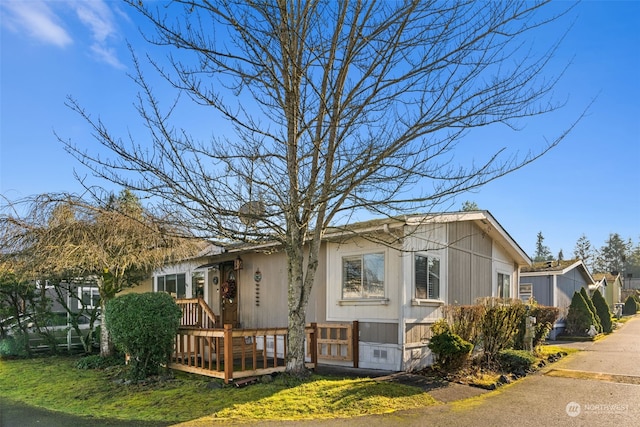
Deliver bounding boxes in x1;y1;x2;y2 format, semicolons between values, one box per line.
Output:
224;324;233;384
309;323;318;370
352;320;359;368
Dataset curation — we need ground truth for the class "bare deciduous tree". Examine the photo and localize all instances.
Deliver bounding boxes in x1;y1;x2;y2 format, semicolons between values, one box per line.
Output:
0;191;200;356
59;1;584;375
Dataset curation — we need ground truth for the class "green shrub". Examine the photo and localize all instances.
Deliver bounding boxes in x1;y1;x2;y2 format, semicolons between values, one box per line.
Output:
497;349;536;373
480;299;526;360
105;292;182;380
623;295;638;315
0;335;28;358
76;354;125;370
514;304;560;350
580;288;601;332
428;320;473;370
591;289;613;333
530;305;560;347
566;291;598;336
443;304;486;344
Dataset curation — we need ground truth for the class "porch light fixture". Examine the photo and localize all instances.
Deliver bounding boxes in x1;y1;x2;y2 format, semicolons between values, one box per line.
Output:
234;255;244;271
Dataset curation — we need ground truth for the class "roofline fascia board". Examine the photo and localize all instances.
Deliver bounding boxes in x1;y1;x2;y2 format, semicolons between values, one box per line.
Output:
477;210;532;266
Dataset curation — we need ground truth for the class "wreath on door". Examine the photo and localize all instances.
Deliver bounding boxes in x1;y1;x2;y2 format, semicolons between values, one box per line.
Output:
221;279;237;301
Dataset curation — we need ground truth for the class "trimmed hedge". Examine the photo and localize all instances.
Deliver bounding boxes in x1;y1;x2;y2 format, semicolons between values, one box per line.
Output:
105;292;182;380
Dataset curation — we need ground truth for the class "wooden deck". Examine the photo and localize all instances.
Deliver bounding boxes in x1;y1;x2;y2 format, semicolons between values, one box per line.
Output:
173;299;359;383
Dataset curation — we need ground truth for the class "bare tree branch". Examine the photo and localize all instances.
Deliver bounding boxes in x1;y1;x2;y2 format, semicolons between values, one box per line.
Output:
57;0;585;374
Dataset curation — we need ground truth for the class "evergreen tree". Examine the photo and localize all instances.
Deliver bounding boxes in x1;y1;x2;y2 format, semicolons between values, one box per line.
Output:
623;296;638;315
461;201;479;211
626;239;640;281
594;233;631;274
558;249;564;261
591;289;612;333
566;291;598;336
573;234;595;272
580;287;602;332
533;231;553;262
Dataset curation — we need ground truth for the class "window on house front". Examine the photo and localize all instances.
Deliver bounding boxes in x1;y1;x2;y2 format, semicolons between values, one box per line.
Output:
519;283;533;302
415;254;440;300
157;273;187;298
342;253;385;299
497;272;511;298
78;287;100;309
192;271;205;298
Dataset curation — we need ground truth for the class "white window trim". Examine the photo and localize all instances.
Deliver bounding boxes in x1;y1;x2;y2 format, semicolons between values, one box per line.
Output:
497;270;512;299
77;286;100;309
413;252;443;302
155;272;188;298
339;251;387;303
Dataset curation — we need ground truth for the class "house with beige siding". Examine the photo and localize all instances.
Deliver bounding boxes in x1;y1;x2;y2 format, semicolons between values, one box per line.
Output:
591;272;623;312
140;211;530;372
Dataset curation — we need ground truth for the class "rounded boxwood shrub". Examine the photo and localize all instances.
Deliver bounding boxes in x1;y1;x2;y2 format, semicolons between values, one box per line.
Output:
428;320;473;370
497;349;536;374
105;292;182;380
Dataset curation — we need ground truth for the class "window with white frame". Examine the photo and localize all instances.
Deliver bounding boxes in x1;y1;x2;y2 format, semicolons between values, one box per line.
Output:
497;272;511;298
342;253;385;299
78;287;100;309
519;283;533;302
415;254;440;300
156;273;187;298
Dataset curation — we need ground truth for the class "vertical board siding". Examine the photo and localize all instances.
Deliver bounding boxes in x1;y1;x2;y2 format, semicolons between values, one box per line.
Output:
405;323;434;344
448;221;493;305
448;249;472;304
471;256;492;302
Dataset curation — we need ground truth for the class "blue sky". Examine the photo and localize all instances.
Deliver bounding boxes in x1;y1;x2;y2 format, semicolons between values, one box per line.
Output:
1;1;639;258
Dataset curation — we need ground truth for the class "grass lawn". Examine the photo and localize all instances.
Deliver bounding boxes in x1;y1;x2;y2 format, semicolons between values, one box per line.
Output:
0;356;437;424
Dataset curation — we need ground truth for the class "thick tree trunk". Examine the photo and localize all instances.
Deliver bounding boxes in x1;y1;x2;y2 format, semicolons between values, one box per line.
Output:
285;225;322;377
285;236;308;376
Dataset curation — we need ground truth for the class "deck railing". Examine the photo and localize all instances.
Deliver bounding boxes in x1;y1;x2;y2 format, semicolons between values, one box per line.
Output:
171;299;359;383
176;298;217;329
170;323;318;384
314;321;359;368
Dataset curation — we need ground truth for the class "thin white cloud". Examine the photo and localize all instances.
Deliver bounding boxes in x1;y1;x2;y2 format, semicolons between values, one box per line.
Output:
71;0;126;69
1;0;73;47
1;0;126;69
90;43;125;70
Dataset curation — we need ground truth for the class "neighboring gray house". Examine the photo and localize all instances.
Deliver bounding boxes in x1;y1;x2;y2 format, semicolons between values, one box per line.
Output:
519;259;595;338
143;211;531;372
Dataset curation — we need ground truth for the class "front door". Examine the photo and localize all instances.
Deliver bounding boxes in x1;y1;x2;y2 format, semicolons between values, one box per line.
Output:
220;263;239;327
